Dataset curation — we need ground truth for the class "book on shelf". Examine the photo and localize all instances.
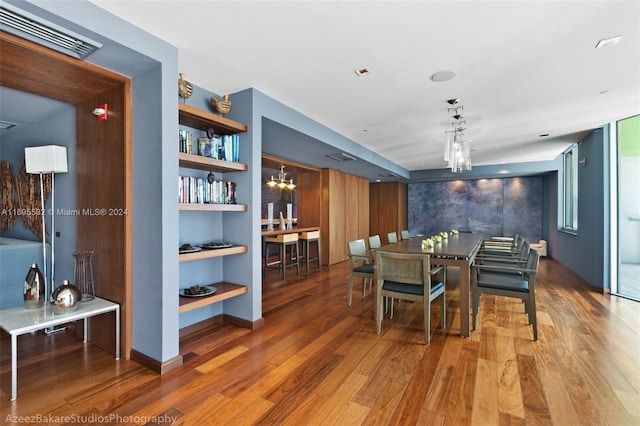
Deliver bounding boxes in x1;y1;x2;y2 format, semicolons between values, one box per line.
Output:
179;131;240;163
179;175;237;204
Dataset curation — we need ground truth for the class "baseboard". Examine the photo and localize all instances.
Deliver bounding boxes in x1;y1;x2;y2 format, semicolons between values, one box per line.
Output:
223;313;265;330
132;314;264;375
130;349;183;375
179;314;224;339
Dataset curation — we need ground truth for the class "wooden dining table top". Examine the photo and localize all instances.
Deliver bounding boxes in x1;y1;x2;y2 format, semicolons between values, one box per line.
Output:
377;233;483;259
260;226;320;237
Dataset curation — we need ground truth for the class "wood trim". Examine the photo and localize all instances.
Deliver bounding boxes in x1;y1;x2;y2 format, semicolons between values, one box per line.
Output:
222;314;265;330
0;31;128;104
179;315;224;339
130;349;183;375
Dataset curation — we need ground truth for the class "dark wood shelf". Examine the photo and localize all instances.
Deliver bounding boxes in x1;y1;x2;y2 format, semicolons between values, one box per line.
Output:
179;245;248;262
178;103;247;134
179;203;247;212
178;282;248;313
178;152;248;172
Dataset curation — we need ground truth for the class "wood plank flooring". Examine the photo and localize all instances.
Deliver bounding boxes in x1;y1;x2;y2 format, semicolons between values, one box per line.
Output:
1;258;639;425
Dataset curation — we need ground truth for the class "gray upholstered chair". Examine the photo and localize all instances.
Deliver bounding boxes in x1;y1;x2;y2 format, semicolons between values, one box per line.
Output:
348;239;374;305
374;250;446;345
472;249;540;340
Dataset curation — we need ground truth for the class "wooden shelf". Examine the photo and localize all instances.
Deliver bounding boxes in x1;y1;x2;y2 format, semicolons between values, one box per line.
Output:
179;203;247;212
178;103;247;134
179;245;248;262
179;282;248;313
179;152;248;172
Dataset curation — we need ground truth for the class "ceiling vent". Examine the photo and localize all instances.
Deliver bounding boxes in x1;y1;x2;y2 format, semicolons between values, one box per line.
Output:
378;172;397;178
0;3;102;59
326;152;356;162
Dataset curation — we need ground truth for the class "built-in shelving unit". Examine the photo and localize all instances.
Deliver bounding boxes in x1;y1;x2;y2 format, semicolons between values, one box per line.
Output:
178;102;249;315
179;245;248;262
178;282;248;314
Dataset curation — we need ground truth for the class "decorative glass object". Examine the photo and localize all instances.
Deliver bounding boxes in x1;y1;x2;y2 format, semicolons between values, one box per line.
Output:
50;280;81;314
23;263;45;309
73;250;95;301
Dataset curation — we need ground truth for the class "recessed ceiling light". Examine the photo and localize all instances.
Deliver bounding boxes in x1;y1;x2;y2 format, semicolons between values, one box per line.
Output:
595;35;622;48
354;67;370;76
431;70;458;82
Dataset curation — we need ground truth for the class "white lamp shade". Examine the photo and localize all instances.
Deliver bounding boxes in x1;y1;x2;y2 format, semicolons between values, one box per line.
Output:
25;145;68;174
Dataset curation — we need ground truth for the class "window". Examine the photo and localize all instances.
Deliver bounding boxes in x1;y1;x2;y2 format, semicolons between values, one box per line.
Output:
560;144;579;232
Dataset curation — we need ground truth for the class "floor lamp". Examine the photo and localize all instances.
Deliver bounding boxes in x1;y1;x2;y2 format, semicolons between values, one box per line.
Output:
25;145;68;319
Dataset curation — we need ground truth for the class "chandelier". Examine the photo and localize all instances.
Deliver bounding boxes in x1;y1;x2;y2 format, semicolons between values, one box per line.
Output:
266;164;296;190
444;99;472;172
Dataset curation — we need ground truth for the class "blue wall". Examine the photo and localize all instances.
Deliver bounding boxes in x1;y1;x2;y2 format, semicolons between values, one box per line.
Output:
408;177;543;241
546;128;608;289
0;105;77;284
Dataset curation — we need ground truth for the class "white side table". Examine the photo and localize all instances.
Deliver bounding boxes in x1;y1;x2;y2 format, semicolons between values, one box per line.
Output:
0;297;120;400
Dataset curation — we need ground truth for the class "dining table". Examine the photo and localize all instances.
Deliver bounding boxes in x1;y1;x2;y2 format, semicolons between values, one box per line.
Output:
375;232;483;338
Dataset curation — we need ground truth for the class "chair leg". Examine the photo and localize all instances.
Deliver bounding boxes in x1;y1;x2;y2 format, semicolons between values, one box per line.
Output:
348;276;354;305
527;297;538;341
424;298;431;345
376;285;383;334
440;291;446;328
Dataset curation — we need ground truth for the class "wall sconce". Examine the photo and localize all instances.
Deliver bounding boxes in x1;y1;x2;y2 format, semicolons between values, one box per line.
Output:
580;157;588;166
92;103;108;121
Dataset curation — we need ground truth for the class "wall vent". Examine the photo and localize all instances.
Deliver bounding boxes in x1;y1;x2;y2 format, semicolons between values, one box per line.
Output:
378;172;397;178
0;3;102;59
326;152;356;162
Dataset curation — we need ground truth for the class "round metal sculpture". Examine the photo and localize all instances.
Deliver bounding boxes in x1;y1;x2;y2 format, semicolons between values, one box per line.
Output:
50;280;81;314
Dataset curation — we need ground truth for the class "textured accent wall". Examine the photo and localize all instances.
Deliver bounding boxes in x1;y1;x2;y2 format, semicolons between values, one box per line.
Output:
408;177;542;241
261;186;297;219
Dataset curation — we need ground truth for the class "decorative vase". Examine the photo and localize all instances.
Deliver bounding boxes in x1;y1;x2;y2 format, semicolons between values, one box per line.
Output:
73;250;95;301
50;280;81;315
23;263;45;309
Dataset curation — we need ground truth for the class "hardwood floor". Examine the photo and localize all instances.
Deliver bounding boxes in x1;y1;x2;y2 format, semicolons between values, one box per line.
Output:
1;258;639;425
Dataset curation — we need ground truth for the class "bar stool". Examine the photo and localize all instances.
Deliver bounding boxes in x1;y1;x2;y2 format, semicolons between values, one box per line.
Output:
299;230;321;273
264;233;299;279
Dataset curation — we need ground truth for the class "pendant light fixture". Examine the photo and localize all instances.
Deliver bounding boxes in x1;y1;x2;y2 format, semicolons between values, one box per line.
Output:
266;164;296;190
444;99;472;172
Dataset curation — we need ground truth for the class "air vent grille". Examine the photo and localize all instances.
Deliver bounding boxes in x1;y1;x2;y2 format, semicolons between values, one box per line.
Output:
378;172;397;178
0;4;101;59
326;152;356;162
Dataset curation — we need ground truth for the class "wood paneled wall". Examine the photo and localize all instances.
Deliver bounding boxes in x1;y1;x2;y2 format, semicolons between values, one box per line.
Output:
296;171;322;228
320;169;369;265
370;182;407;244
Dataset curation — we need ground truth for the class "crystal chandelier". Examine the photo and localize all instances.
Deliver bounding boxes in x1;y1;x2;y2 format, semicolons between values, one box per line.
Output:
266;164;296;190
444;99;472;172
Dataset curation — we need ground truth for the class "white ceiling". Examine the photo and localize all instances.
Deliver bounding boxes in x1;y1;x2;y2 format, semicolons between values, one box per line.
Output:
5;1;639;175
89;0;640;172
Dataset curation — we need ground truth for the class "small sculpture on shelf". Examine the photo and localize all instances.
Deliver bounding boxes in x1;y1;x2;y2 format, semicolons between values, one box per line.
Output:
178;73;193;100
211;94;232;114
50;280;81;315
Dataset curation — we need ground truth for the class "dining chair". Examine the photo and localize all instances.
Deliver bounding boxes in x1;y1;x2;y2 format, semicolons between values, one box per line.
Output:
387;232;398;244
347;239;374;305
374;250;446;345
368;235;382;255
472;249;540;340
400;230;410;240
476;241;530;270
